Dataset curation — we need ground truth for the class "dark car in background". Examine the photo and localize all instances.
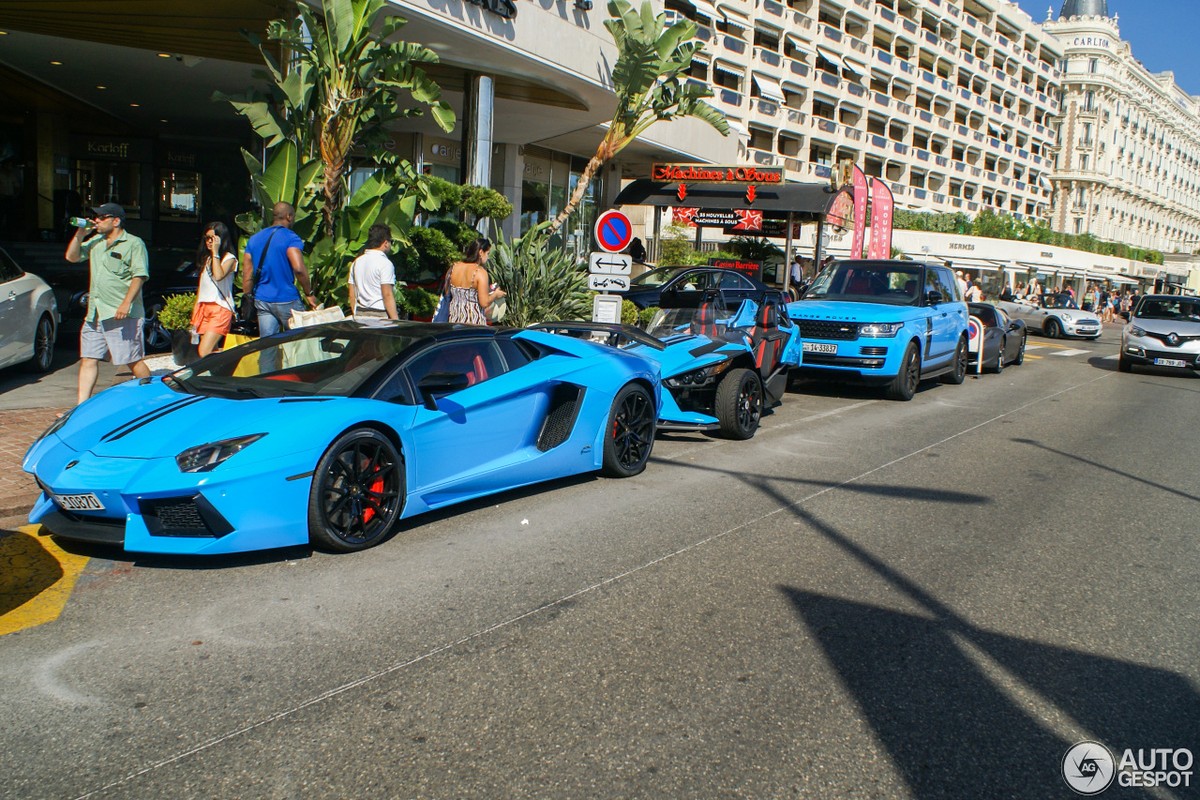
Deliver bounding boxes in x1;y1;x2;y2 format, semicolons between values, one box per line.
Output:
624;266;785;310
967;302;1026;373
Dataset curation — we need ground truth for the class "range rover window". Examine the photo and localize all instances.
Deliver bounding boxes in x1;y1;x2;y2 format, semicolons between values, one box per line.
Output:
803;261;922;306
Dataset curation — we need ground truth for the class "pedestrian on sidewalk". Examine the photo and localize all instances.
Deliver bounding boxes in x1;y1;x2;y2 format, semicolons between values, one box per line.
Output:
347;224;401;320
241;201;318;338
64;202;150;406
190;221;238;357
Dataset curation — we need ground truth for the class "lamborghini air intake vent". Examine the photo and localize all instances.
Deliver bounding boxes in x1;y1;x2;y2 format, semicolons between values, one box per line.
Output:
537;384;585;452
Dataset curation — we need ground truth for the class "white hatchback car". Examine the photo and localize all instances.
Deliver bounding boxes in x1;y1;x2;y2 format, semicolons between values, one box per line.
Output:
1120;294;1200;374
0;246;59;372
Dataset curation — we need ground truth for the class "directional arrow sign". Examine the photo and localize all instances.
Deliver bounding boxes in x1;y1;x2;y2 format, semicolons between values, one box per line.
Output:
589;252;632;275
588;274;630;292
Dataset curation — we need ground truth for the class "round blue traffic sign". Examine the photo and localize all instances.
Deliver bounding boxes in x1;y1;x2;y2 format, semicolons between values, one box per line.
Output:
594;209;633;254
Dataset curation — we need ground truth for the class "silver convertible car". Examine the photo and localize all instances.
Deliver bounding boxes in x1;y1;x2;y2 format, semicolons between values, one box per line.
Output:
1120;294;1200;374
995;293;1102;340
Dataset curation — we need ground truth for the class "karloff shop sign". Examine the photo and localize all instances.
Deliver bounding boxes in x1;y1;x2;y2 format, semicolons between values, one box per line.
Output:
652;164;784;184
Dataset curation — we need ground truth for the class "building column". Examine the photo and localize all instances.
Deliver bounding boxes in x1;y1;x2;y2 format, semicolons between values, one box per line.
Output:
460;73;495;192
496;143;523;241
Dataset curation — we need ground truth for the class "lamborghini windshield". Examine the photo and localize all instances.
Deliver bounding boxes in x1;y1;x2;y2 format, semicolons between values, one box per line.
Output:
802;262;922;306
169;324;421;398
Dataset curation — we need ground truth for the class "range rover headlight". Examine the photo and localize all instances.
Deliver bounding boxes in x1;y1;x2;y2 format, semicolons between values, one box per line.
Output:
858;322;903;338
176;434;266;473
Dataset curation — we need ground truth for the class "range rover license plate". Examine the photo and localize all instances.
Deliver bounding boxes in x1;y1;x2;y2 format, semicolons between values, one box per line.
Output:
54;492;104;511
803;342;837;354
1153;358;1188;368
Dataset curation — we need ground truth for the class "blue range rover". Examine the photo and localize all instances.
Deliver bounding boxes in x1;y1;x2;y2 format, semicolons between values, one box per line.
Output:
786;259;969;400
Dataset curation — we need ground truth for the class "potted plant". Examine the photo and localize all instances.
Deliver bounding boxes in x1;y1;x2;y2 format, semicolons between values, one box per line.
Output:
157;293;201;366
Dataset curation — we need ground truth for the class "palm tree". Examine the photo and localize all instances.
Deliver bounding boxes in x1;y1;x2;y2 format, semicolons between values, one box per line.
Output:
546;0;729;233
224;0;455;237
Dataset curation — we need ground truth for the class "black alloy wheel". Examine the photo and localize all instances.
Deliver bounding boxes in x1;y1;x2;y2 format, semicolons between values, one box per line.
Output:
942;336;968;384
715;367;763;440
1118;352;1132;373
28;314;55;372
1014;334;1026;365
308;428;405;552
885;342;921;401
1044;317;1061;338
602;383;656;477
992;336;1006;373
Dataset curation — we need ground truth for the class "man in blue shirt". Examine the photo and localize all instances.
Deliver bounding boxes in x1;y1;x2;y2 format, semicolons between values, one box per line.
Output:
241;202;318;338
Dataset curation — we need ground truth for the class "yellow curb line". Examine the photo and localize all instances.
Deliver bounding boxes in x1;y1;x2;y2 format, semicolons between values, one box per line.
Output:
0;526;90;635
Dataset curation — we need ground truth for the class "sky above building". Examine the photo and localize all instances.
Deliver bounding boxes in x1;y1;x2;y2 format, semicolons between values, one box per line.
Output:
1011;0;1200;96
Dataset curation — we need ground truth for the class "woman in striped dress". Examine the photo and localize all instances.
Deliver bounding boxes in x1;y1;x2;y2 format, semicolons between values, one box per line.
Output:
447;238;505;326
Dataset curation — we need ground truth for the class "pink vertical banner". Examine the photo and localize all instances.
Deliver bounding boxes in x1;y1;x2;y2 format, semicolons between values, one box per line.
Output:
867;178;895;260
850;164;869;259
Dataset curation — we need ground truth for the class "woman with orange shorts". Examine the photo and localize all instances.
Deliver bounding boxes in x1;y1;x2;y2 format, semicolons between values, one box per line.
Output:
190;221;237;357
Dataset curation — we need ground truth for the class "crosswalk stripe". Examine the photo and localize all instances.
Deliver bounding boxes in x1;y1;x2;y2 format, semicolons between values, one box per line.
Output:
1023;345;1049;351
1050;348;1090;357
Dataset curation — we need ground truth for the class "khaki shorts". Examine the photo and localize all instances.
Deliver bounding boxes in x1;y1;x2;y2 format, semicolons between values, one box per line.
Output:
81;317;145;365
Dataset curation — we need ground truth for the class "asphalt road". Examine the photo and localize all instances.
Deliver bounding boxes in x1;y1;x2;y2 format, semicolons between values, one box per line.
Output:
2;327;1197;800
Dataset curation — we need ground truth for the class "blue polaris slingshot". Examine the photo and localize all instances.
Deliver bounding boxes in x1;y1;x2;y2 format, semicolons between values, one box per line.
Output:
534;290;802;440
24;322;660;555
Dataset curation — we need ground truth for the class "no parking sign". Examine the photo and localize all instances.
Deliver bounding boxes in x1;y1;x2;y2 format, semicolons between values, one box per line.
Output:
594;209;633;254
967;314;983;374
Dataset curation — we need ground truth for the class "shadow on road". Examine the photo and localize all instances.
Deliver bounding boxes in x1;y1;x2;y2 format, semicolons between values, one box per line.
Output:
658;457;1197;798
0;529;63;615
1012;437;1200;504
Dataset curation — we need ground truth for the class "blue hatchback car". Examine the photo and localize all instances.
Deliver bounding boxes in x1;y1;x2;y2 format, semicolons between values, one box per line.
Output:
786;259;969;400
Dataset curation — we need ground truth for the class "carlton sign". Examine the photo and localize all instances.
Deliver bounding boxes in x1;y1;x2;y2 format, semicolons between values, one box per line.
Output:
652;164;783;184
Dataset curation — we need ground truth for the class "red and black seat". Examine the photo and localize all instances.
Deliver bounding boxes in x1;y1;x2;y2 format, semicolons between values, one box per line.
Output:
749;298;788;377
691;296;720;339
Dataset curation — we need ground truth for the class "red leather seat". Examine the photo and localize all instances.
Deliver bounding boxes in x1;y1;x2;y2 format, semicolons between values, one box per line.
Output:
750;299;788;375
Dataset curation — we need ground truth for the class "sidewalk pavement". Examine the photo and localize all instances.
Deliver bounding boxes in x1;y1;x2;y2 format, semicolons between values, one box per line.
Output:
0;407;69;518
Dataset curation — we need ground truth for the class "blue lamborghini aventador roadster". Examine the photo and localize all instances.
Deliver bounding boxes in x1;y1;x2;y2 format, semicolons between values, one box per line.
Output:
24;321;660;555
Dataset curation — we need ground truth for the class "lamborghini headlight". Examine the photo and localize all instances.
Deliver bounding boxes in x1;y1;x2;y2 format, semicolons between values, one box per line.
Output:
176;434;266;473
858;322;903;338
37;408;74;443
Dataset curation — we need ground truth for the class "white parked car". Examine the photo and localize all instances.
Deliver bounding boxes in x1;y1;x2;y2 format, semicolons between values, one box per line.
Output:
0;246;59;372
995;292;1102;340
1120;294;1200;374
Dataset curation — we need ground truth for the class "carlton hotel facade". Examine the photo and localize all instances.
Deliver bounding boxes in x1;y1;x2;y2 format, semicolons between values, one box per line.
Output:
665;0;1200;259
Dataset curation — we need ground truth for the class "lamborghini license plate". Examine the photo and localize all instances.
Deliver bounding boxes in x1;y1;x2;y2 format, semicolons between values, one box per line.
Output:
54;492;104;511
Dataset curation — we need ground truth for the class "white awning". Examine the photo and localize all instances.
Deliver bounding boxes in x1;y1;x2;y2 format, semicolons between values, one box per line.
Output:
842;56;868;77
726;118;748;137
713;61;743;79
815;46;843;70
683;0;719;20
784;33;810;56
716;1;751;23
1038;174;1053;191
752;74;786;103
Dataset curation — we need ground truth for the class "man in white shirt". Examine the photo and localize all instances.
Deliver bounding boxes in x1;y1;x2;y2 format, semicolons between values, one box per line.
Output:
347;224;401;320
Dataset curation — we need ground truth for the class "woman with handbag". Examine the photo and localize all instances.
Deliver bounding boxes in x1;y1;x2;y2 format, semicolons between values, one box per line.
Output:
446;238;505;326
190;221;238;357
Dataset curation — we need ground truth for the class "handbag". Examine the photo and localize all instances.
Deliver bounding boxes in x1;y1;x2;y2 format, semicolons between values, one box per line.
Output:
432;268;452;323
289;305;345;329
238;228;282;325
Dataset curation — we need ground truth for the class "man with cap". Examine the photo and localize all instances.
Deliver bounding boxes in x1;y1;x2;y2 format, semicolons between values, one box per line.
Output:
65;202;150;405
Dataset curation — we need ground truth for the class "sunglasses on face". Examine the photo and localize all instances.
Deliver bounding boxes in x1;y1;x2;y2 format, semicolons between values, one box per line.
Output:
93;214;115;221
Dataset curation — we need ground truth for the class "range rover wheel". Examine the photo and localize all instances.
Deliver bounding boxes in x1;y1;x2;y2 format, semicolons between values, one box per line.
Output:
942;336;968;384
885;342;920;401
715;367;763;440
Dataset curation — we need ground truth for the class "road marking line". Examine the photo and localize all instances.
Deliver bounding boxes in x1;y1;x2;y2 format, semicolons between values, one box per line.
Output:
1100;354;1119;360
71;372;1117;800
0;526;90;636
1023;345;1049;351
1050;348;1090;357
